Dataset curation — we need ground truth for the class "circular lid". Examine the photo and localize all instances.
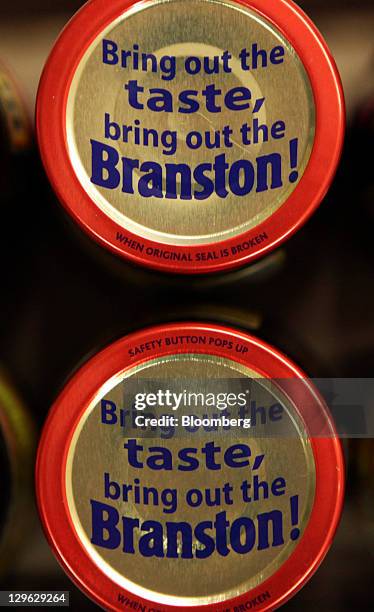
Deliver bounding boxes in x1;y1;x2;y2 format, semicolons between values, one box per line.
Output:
36;323;344;610
37;0;344;274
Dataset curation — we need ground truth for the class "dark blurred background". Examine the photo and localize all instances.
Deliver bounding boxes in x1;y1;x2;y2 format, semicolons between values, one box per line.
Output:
0;1;374;610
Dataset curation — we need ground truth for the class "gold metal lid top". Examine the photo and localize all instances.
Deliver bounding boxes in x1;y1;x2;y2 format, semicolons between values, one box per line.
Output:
67;0;315;246
66;354;316;606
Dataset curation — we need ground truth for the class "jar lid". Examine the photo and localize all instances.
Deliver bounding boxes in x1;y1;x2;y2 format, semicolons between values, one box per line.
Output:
37;0;344;274
36;323;344;610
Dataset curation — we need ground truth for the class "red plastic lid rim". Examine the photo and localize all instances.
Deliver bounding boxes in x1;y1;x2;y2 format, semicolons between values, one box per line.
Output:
36;323;345;611
36;0;345;274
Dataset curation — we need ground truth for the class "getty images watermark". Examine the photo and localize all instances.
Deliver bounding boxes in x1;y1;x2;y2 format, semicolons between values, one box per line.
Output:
96;378;374;439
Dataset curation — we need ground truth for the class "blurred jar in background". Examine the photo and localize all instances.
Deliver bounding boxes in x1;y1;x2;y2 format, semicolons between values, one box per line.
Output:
0;61;31;206
336;89;374;518
350;95;374;227
346;437;374;562
0;369;35;577
0;61;43;416
341;348;374;547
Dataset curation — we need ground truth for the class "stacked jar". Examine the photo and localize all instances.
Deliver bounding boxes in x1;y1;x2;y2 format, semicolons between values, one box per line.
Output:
34;1;346;610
